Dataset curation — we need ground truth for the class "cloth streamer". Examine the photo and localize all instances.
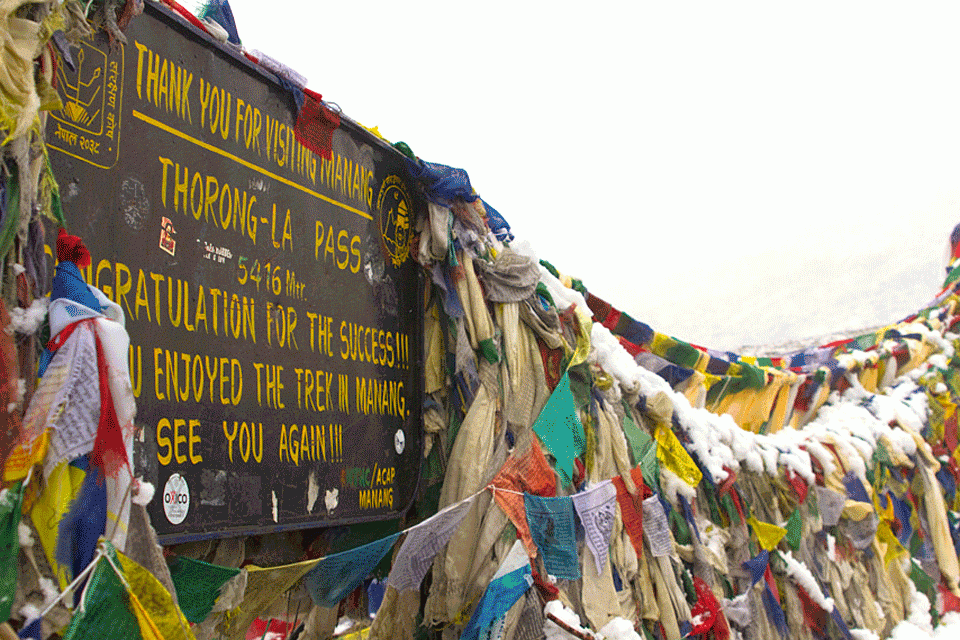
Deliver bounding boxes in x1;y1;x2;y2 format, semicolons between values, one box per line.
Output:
742;551;788;636
197;0;240;44
816;486;845;527
403;158;478;206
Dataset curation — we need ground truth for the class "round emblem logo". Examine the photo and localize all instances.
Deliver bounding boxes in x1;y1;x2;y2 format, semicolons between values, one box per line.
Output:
376;175;413;268
162;473;190;525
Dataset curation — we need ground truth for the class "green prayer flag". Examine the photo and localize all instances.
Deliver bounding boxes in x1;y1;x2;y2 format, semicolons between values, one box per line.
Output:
621;408;648;463
721;494;741;526
785;509;802;550
664;339;701;370
168;556;242;624
670;506;691;546
62;550;141;640
0;482;23;623
532;372;585;486
908;560;939;623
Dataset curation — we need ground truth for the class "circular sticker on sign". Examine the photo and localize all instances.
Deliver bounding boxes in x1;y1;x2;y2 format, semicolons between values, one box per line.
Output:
163;473;190;525
394;429;406;454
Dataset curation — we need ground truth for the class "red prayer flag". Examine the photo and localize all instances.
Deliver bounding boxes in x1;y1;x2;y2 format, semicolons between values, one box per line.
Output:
491;438;556;558
611;467;650;560
294;91;340;161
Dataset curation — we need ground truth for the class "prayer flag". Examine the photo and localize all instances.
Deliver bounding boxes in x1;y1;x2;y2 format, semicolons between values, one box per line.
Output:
571;481;617;575
460;541;531;640
168;556;243;624
654;424;701;488
524;494;579;580
305;534;400;608
388;494;476;592
0;481;24;622
532;373;585;487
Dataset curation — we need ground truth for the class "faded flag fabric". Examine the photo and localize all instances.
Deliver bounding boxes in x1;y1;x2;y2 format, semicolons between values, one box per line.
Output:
387;493;477;592
459;540;531;640
571;481;617;576
305;533;401;608
524;494;579;580
642;494;673;557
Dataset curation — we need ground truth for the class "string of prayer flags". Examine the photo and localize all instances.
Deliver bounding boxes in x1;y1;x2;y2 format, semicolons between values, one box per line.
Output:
305;534;401;608
491;437;556;558
571;481;617;576
114;550;195;640
532;372;585;487
221;558;320;640
387;494;476;592
459;540;531;640
61;543;193;640
524;494;579;580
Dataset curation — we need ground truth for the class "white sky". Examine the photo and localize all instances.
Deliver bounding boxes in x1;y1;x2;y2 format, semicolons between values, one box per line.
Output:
214;1;960;349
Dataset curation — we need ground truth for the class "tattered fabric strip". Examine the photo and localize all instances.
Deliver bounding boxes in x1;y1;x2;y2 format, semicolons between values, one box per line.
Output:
387;493;477;592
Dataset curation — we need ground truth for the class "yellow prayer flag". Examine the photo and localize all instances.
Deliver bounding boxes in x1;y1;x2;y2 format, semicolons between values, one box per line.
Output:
873;494;894;525
651;333;671;359
30;459;86;589
4;430;49;482
654;423;702;488
747;516;787;552
568;307;592;368
876;521;908;567
842;500;875;522
117;551;196;640
128;590;167;640
221;559;320;640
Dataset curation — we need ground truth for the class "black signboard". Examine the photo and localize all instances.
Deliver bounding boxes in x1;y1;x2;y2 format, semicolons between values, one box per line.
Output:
46;3;423;542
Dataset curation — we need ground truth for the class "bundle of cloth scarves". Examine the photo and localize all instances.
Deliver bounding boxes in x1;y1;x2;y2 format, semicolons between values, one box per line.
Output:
4;228;140;603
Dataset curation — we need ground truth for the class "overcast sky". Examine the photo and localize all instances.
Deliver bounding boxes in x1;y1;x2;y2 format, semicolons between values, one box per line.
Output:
213;1;960;349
